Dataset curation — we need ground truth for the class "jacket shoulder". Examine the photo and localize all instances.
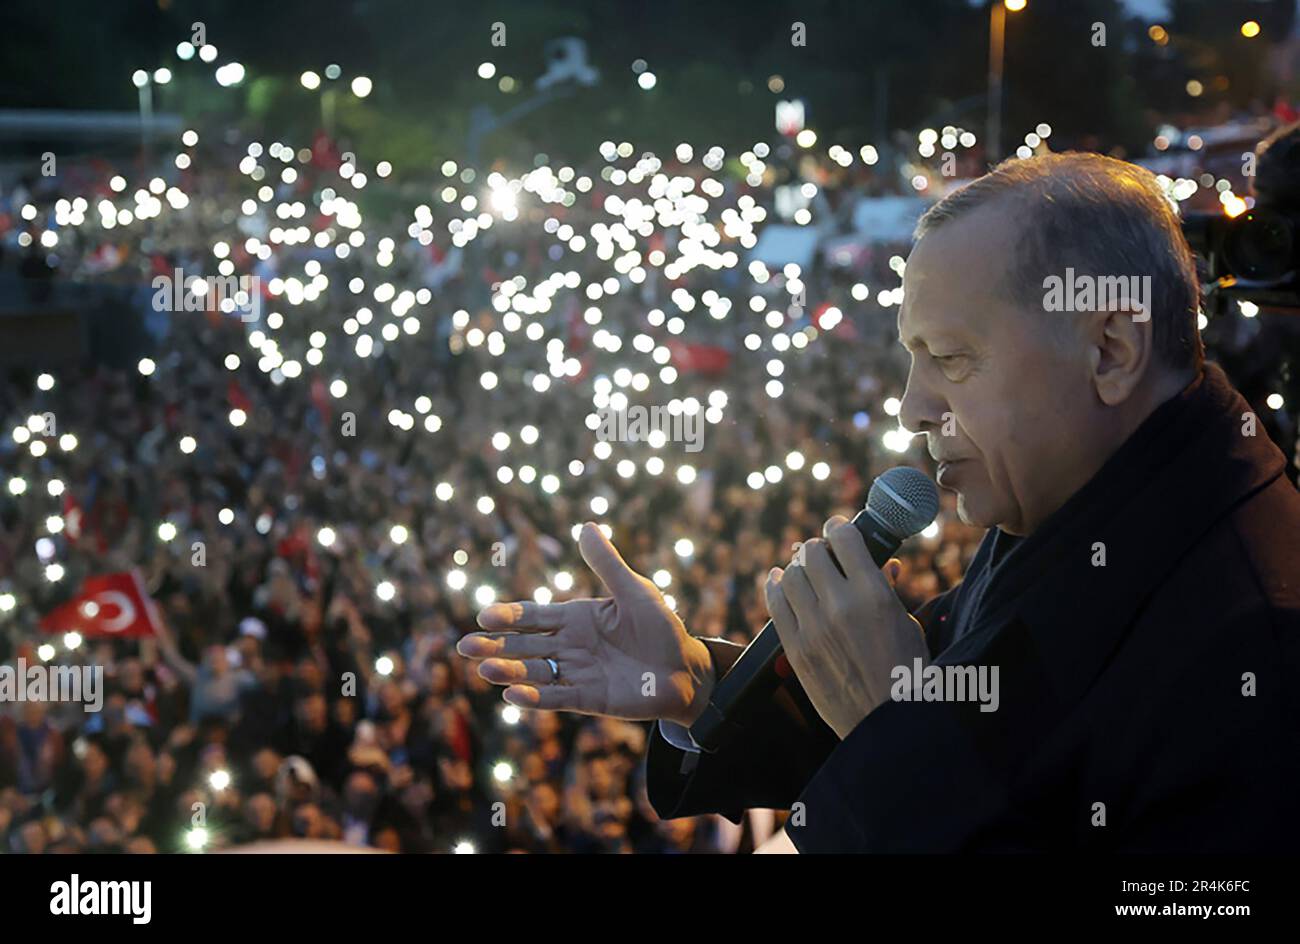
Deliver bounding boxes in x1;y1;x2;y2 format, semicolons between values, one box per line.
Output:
1224;474;1300;624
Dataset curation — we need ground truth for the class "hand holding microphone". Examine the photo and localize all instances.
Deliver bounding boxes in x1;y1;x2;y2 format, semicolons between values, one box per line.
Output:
690;467;939;748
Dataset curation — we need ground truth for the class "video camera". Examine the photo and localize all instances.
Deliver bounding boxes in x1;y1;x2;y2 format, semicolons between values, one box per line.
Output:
1182;121;1300;316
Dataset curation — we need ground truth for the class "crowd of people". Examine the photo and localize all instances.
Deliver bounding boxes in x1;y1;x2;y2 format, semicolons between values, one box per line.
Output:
1;132;1004;853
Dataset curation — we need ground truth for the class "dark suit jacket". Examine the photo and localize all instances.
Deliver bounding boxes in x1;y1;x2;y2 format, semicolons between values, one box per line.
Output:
646;363;1300;852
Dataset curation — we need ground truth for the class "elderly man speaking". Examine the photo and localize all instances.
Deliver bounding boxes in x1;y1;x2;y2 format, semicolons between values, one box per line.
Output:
458;153;1300;853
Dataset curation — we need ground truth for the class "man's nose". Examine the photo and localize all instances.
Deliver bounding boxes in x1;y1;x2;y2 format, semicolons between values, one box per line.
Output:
898;367;944;437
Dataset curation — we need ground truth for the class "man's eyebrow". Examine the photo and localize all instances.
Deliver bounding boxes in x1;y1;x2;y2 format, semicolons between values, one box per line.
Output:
900;323;965;353
899;330;942;352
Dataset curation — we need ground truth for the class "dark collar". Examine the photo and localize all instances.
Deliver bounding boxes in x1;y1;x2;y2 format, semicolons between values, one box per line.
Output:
940;363;1287;705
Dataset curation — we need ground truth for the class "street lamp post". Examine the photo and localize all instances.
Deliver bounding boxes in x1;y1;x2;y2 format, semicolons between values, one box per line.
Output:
987;0;1025;163
133;68;171;165
132;70;153;164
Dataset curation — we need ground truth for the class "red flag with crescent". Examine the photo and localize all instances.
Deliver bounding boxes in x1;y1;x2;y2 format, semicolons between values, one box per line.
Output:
38;571;163;639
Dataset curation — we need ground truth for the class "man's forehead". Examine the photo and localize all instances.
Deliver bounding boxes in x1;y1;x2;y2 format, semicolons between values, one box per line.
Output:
899;207;1021;343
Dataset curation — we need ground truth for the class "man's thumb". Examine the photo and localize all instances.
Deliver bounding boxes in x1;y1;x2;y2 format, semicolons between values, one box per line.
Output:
578;522;643;599
883;558;903;587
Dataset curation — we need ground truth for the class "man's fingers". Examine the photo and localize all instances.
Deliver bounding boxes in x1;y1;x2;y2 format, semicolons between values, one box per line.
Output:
578;521;644;600
763;567;799;642
477;658;559;686
800;538;845;600
475;601;566;633
765;568;812;685
502;684;583;712
779;556;820;626
824;517;875;577
457;632;556;660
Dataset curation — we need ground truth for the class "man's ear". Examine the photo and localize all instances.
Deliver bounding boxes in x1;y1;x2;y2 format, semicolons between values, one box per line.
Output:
1089;304;1151;406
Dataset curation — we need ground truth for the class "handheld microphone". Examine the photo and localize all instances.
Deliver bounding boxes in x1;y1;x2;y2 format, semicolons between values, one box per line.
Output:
688;466;939;753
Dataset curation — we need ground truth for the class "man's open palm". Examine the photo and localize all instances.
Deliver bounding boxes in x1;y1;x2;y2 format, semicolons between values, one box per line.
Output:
457;523;714;725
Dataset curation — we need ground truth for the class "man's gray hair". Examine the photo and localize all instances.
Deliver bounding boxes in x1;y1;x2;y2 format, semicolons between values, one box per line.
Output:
914;152;1203;371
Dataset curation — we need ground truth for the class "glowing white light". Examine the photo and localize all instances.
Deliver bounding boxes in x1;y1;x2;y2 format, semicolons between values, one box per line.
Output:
215;62;246;87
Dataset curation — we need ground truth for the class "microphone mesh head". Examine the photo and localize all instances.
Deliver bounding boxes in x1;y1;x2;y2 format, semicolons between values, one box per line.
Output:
867;466;940;538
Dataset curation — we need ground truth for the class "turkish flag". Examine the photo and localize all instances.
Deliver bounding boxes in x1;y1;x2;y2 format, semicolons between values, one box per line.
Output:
39;571;163;639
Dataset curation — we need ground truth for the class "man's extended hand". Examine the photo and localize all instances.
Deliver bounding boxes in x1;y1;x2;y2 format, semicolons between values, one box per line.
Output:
764;515;929;739
458;522;715;726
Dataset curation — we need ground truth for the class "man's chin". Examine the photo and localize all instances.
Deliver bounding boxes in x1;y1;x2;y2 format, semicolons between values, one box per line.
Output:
954;492;996;530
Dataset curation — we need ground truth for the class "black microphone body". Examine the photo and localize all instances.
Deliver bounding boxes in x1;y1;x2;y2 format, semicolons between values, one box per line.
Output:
687;507;904;752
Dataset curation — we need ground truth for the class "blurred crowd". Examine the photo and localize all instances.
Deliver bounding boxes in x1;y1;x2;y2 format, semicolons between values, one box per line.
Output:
0;136;987;854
